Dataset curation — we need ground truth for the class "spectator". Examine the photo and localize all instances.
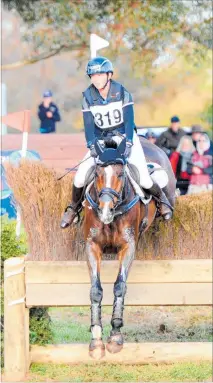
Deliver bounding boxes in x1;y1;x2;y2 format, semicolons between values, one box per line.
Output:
191;124;213;156
156;116;185;157
38;90;61;133
145;129;157;145
187;133;213;195
170;136;195;195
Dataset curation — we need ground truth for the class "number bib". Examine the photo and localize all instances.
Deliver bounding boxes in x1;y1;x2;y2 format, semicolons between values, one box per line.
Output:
90;101;123;129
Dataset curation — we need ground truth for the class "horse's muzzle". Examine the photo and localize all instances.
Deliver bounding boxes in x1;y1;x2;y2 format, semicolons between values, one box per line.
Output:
98;194;115;225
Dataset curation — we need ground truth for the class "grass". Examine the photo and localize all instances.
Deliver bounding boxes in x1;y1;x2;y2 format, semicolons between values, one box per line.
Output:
51;319;111;344
49;306;213;344
33;307;212;382
29;361;212;382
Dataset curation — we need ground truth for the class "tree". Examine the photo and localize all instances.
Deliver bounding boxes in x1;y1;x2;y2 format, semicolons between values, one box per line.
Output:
2;0;212;72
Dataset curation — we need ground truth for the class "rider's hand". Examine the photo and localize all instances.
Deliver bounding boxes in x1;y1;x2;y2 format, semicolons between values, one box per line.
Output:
192;166;202;175
124;142;133;158
46;111;53;118
90;145;98;158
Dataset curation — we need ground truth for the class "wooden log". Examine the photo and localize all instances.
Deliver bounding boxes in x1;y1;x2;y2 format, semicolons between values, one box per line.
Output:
30;342;212;365
26;282;212;307
25;259;212;284
4;257;29;382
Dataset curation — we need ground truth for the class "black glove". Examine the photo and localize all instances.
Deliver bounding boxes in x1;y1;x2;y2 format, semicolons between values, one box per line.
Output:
124;142;133;158
90;145;98;158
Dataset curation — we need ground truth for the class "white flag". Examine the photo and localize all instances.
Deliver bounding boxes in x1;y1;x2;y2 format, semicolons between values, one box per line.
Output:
90;34;109;58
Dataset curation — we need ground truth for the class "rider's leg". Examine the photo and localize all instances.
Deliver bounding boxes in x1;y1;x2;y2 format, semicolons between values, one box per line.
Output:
128;132;173;220
60;151;95;228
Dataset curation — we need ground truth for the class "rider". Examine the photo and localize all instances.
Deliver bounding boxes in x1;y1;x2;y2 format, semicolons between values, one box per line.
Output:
60;57;173;228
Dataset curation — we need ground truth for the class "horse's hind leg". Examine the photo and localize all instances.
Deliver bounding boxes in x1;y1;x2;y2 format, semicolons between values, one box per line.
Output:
107;229;135;354
86;241;105;360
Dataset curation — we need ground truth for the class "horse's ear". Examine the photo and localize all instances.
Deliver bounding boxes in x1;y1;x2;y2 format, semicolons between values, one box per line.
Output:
118;138;126;155
94;139;104;156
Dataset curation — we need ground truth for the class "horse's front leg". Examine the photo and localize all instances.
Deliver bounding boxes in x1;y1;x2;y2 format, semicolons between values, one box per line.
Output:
107;227;136;354
86;240;105;360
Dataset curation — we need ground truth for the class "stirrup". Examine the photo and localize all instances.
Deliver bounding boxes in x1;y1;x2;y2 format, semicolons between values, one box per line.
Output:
160;201;173;221
66;205;83;224
65;204;76;212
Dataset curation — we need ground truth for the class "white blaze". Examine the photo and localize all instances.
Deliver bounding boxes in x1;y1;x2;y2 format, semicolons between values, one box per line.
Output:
102;201;110;221
100;166;113;223
105;165;113;188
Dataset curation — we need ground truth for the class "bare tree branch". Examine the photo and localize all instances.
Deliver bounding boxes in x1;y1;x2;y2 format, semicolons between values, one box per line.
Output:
1;43;89;70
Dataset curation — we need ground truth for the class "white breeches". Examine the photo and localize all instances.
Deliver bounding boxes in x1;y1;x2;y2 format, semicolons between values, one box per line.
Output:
74;132;153;189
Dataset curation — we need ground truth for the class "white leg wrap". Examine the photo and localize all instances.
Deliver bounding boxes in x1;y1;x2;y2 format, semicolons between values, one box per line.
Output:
91;325;102;339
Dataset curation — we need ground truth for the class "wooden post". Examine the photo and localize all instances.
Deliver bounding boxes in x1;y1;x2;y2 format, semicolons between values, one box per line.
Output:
4;257;29;382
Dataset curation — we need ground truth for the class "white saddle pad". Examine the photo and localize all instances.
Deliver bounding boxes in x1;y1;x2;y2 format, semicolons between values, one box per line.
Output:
147;162;169;188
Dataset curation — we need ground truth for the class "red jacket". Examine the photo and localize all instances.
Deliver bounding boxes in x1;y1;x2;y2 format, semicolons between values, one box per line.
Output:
170;151;190;180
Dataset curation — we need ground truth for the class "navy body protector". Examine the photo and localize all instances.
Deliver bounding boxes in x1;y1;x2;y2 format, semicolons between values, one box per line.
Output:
83;81;125;137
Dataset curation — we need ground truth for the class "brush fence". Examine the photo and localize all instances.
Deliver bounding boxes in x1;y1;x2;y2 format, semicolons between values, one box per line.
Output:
4;257;212;381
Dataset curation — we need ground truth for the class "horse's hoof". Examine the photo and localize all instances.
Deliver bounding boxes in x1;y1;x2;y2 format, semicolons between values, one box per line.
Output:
89;339;105;360
106;333;124;354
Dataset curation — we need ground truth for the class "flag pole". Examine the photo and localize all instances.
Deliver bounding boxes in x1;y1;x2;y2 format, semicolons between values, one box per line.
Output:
16;111;30;237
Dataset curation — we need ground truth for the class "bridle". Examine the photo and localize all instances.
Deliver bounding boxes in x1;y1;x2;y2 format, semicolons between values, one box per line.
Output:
85;164;140;218
94;166;126;212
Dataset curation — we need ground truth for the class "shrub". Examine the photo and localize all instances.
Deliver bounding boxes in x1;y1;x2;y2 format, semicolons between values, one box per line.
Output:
1;217;52;367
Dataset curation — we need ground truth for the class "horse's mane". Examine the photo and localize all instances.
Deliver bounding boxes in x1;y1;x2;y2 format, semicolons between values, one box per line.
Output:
104;138;118;149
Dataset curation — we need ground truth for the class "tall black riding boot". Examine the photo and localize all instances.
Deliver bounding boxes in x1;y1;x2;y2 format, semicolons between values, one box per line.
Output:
60;185;84;229
146;182;173;221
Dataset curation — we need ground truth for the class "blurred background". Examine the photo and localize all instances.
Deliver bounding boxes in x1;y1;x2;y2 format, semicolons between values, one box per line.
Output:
1;0;212;133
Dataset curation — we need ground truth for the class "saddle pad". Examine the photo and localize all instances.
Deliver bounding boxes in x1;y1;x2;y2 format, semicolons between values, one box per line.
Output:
125;168;151;205
147;162;169;188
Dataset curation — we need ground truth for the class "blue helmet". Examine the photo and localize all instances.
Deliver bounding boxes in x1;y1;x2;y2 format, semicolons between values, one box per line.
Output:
43;90;53;98
86;57;113;76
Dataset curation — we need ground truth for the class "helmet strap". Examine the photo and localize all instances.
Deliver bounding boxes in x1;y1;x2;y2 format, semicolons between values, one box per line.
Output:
99;73;110;91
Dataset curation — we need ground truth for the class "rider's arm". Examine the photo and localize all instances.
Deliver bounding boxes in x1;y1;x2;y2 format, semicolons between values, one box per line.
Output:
123;89;134;144
82;96;95;148
38;104;47;121
52;104;61;122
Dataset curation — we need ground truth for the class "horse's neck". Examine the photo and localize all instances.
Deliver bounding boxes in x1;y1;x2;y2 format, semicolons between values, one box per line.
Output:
123;173;135;202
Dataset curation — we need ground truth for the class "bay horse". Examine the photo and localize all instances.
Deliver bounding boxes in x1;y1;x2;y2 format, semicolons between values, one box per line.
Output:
83;137;176;359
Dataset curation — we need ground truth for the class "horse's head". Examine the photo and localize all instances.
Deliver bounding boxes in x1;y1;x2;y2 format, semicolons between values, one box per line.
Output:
95;163;125;224
94;138;126;224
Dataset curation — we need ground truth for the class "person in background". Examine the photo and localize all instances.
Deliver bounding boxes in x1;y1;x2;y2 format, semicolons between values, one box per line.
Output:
170;135;195;195
156;116;185;157
191;124;213;156
187;133;212;195
38;90;61;133
145;129;157;145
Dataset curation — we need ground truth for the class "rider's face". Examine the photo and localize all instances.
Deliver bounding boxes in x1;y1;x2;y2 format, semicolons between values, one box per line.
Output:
90;73;109;90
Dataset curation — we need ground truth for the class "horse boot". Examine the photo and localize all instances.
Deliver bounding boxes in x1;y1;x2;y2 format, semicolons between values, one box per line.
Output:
60;185;84;229
146;182;173;221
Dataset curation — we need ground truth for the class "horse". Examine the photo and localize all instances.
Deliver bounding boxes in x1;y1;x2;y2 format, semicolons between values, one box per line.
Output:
83;137;176;359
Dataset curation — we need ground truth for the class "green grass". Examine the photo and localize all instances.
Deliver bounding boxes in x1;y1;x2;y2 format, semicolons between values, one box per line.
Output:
29;361;212;382
49;306;213;344
28;307;212;382
51;319;111;343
